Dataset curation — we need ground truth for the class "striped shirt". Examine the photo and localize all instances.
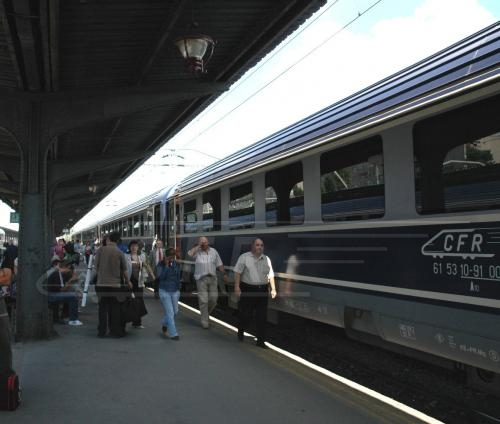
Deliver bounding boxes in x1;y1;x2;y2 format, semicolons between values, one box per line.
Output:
190;247;223;281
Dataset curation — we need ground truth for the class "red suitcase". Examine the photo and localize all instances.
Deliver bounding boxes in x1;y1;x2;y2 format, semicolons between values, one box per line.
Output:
0;369;21;410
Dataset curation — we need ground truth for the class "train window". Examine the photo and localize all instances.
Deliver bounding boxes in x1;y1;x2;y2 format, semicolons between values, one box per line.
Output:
133;215;140;236
146;210;153;237
320;136;384;221
265;161;304;226
139;214;144;237
229;182;254;229
202;189;221;232
122;220;127;236
202;202;214;232
183;199;198;233
265;187;278;226
414;95;500;214
175;204;181;235
154;205;161;240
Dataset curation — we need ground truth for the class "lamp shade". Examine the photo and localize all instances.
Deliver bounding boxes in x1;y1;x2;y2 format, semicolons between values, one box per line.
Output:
175;34;214;73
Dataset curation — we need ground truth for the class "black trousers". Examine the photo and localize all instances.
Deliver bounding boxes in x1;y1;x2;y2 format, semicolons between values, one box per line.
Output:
238;282;269;343
131;275;144;326
96;286;125;336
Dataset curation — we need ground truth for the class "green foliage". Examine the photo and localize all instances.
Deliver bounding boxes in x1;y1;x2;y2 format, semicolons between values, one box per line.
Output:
466;143;494;165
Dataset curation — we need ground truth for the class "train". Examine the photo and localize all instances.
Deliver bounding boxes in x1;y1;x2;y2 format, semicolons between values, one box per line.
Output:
0;227;18;247
73;23;500;390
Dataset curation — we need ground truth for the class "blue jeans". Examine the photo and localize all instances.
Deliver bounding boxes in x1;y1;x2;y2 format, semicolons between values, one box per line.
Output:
48;292;79;321
159;289;179;337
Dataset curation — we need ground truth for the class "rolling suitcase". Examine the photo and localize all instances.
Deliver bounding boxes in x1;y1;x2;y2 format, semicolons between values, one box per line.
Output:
0;369;21;410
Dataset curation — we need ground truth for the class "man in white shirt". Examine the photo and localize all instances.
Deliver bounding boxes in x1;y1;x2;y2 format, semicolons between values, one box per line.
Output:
234;238;277;348
188;237;228;329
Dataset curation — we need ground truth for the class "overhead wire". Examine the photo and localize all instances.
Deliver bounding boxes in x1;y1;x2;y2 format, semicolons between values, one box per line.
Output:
159;0;341;155
179;0;384;150
189;0;341;118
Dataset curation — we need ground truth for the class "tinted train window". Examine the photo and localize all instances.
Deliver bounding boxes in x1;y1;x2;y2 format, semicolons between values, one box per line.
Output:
122;220;128;237
202;202;214;231
145;210;153;237
133;215;140;237
265;161;304;226
202;189;221;232
229;182;254;229
265;187;278;226
320;136;384;221
414;95;500;214
183;199;197;233
139;214;144;237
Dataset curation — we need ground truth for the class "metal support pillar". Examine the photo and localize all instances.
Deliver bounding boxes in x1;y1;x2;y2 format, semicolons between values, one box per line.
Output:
16;102;51;340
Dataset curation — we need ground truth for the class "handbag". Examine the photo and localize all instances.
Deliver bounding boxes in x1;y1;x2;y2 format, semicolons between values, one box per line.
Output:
0;268;12;286
120;292;147;323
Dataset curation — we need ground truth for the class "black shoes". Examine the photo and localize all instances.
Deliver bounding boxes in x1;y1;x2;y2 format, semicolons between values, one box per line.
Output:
170;335;180;341
237;330;244;342
256;341;268;349
109;332;126;338
162;326;167;336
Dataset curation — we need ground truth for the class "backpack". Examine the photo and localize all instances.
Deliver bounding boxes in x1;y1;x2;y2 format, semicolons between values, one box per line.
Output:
0;268;12;286
0;369;21;410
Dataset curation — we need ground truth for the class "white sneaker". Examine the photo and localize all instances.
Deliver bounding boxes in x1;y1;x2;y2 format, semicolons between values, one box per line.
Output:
68;320;83;326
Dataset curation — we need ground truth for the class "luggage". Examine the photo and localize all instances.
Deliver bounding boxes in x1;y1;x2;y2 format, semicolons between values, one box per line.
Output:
120;292;147;324
0;369;21;410
0;268;12;286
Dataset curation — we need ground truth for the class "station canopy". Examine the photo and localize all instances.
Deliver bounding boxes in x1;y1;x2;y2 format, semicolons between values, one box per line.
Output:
0;0;325;234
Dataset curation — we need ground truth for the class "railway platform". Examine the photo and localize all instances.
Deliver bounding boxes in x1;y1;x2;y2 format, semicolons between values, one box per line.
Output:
8;288;437;424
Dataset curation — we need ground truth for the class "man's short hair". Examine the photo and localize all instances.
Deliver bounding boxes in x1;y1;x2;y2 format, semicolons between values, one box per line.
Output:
108;232;120;243
252;238;264;246
59;260;72;269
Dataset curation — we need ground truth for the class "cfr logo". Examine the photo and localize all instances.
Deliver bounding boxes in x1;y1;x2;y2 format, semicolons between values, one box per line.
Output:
422;228;496;260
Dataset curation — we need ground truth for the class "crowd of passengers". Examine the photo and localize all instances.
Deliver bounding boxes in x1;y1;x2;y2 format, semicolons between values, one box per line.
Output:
2;232;277;348
46;234;182;339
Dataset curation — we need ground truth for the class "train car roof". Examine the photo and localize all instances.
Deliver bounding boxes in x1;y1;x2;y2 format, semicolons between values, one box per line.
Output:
177;22;500;196
76;184;178;231
100;184;178;223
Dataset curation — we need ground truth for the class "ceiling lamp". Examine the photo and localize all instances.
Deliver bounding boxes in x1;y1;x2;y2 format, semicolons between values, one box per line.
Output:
175;34;214;74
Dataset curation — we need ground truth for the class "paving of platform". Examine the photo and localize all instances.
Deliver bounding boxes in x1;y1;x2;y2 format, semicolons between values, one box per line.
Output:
6;287;429;424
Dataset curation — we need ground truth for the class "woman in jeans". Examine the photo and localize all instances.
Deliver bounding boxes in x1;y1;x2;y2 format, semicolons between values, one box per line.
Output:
157;248;181;340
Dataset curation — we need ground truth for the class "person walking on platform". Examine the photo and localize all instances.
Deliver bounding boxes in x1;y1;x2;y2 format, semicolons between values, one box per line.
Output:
188;237;228;329
95;232;131;338
148;239;166;300
125;240;148;329
234;238;277;348
157;248;181;340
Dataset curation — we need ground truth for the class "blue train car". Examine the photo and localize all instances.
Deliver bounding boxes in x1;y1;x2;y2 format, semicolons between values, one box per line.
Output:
171;23;500;380
75;23;500;388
